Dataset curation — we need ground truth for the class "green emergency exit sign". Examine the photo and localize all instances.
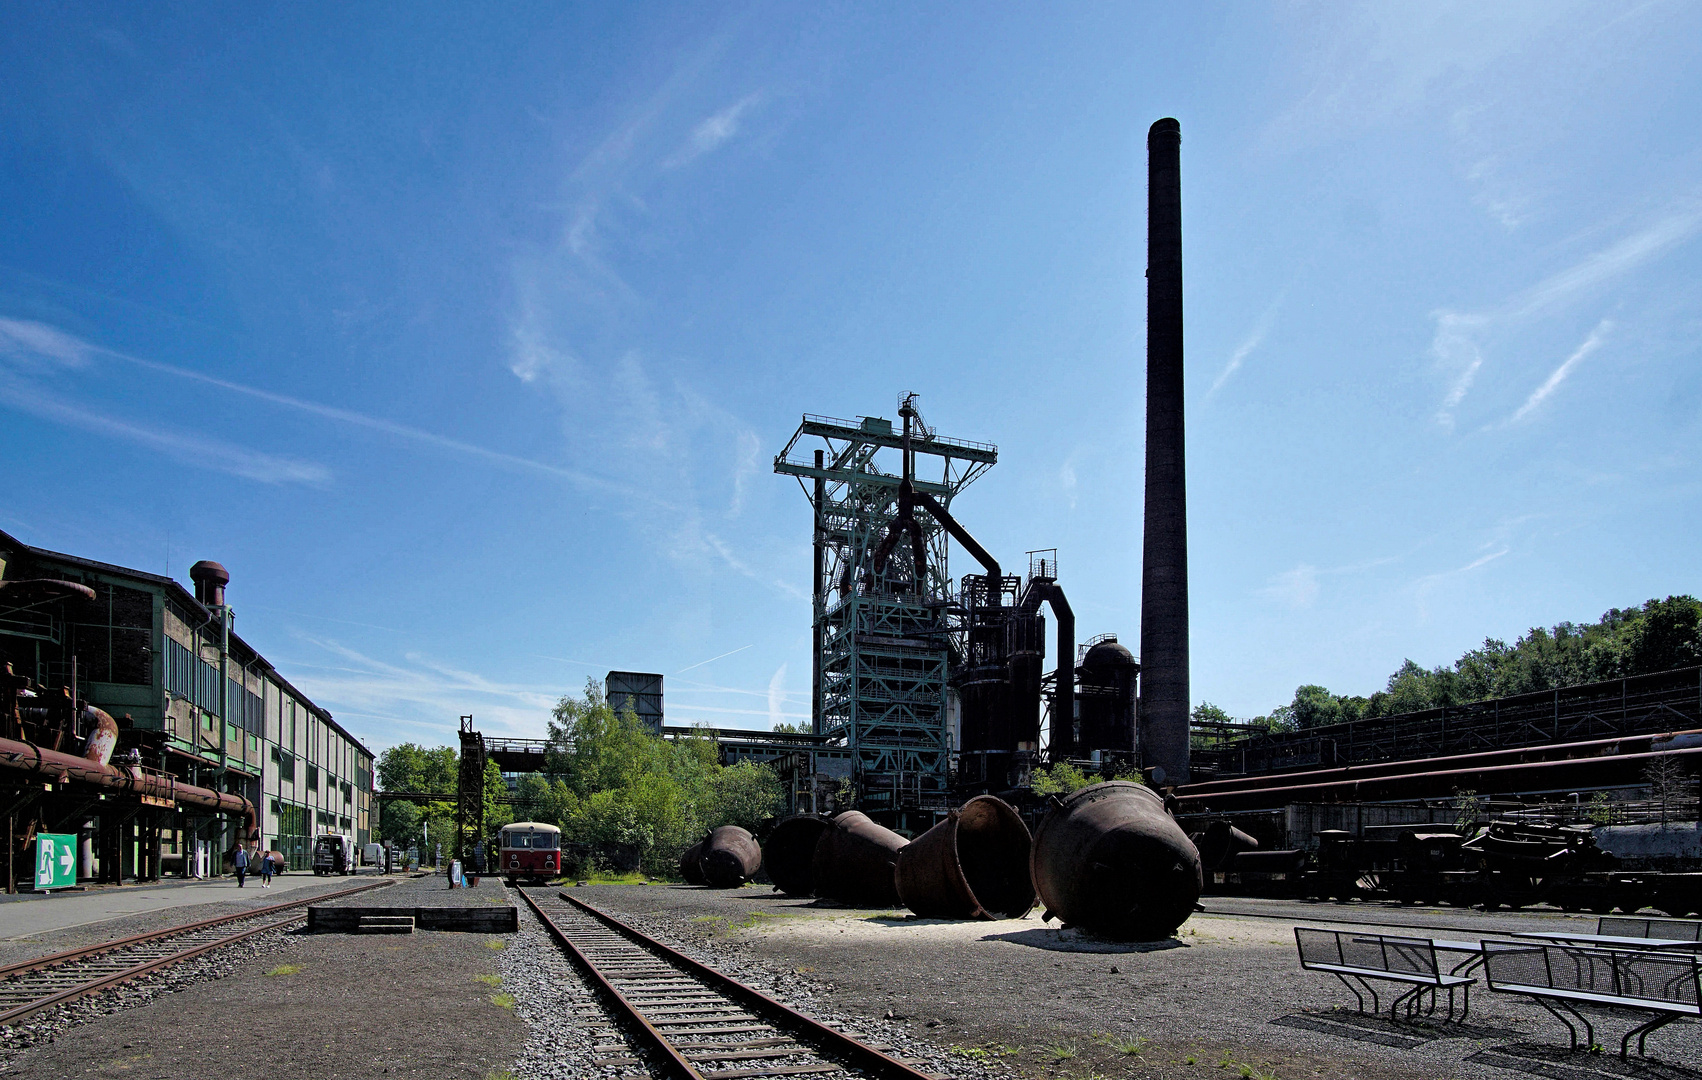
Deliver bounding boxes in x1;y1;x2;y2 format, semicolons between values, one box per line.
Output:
35;832;76;891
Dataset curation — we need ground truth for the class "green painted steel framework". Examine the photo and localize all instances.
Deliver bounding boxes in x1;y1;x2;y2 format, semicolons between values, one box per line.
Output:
775;411;996;813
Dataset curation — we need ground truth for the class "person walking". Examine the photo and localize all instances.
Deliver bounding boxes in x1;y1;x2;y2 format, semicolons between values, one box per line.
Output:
233;844;249;888
259;849;274;888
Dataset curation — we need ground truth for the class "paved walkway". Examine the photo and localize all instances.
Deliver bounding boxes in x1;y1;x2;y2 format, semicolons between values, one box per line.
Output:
0;870;387;940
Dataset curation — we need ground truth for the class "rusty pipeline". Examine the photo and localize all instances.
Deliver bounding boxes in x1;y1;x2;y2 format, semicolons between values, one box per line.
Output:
0;714;254;832
679;840;707;885
811;811;910;908
700;825;762;889
895;795;1035;920
1030;781;1201;941
1192;820;1258;872
764;815;831;897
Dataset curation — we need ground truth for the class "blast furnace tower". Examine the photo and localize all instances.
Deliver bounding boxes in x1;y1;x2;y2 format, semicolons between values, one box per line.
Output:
775;401;996;815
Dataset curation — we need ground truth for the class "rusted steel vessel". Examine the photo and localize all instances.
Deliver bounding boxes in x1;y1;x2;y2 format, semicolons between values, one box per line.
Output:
763;814;831;896
1030;781;1201;940
811;811;909;907
679;839;707;885
700;825;762;889
895;795;1035;920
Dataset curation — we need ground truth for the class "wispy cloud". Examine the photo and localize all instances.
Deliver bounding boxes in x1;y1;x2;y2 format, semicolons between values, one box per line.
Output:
1259;564;1320;609
1507;319;1611;424
0;316;669;506
1211;296;1283;395
675;644;753;675
0;375;330;485
280;636;569;746
666;93;762;168
766;662;789;730
1431;203;1702;423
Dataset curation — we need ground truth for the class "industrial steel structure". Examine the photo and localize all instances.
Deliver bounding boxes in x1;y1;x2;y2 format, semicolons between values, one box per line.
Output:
774;402;996;815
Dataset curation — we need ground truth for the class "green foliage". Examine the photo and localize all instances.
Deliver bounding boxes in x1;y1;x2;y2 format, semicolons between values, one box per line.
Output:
515;679;784;874
1031;761;1100;795
376;742;458;848
771;721;808;734
1230;596;1702;729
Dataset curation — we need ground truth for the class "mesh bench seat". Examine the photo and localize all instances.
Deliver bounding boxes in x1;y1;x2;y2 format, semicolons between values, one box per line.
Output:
1481;940;1702;1059
1295;927;1475;1022
1599;916;1702;942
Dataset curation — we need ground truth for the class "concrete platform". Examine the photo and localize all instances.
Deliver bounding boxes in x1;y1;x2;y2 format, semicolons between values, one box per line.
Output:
307;904;517;933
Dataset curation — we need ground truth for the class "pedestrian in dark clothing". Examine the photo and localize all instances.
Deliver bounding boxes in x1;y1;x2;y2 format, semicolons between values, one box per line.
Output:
259;850;274;887
234;845;249;887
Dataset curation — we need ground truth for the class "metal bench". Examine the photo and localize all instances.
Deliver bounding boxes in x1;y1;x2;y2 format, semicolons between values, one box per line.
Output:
1599;916;1702;942
1481;940;1702;1059
1295;927;1475;1022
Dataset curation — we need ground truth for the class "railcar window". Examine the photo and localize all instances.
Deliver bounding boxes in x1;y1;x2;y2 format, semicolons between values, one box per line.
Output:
505;833;530;848
537;833;559;850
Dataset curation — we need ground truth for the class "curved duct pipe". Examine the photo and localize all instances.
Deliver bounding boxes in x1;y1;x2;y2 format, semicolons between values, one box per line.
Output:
0;709;255;834
1018;581;1075;759
913;489;1000;592
868;401;933;594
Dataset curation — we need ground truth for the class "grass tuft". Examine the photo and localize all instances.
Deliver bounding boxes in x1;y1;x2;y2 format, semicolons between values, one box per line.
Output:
263;964;302;976
1046;1043;1078;1062
489;992;517;1010
484;938;507;950
1100;1033;1150;1056
474;974;502;987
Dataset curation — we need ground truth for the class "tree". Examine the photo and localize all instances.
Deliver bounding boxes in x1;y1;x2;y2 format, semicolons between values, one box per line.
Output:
1290;685;1340;730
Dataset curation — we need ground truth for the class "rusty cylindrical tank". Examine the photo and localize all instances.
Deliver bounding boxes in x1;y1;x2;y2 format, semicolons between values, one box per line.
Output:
811;811;910;907
895;795;1035;920
764;815;831;896
1193;820;1258;872
700;825;762;889
679;840;707;885
1030;781;1202;941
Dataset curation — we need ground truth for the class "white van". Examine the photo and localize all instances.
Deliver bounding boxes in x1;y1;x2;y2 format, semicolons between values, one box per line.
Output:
363;842;384;866
312;833;356;876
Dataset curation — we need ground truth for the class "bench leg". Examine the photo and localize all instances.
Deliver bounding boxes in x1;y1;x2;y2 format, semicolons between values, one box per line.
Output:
1623;1012;1678;1060
1334;973;1368;1014
1530;995;1587;1052
1457;984;1470;1025
1389;984;1424;1023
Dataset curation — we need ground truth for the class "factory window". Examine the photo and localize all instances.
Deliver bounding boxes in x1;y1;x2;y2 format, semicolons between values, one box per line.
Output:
307;764;319;792
341;781;352;804
66;581;153;686
226;722;239;743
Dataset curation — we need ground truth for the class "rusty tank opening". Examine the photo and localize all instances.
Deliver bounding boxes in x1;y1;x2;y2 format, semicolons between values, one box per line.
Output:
896;795;1034;920
764;814;830;897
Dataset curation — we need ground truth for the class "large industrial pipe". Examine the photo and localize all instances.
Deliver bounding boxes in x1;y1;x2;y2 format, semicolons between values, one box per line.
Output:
1193;820;1258;872
1182;728;1702;798
1030;781;1201;941
0;722;254;832
1177;745;1702;813
1020;582;1076;759
1140;116;1190;787
811;810;910;907
700;825;763;889
895;795;1036;920
679;839;708;885
765;814;831;897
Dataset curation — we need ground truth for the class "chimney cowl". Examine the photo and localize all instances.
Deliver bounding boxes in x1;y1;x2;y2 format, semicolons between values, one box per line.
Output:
189;560;230;608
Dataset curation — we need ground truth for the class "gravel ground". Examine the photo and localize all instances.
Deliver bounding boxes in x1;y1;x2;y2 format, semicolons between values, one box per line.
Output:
570;883;1702;1080
0;873;521;1079
498;885;978;1080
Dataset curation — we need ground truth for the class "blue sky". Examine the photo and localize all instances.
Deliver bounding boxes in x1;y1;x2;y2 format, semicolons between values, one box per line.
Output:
2;4;1699;750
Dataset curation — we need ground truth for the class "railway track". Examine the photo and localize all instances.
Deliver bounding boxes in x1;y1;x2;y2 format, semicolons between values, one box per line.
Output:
519;888;942;1080
0;876;393;1026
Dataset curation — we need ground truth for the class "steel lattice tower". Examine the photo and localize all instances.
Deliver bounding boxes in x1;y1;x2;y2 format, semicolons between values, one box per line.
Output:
775;406;996;815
